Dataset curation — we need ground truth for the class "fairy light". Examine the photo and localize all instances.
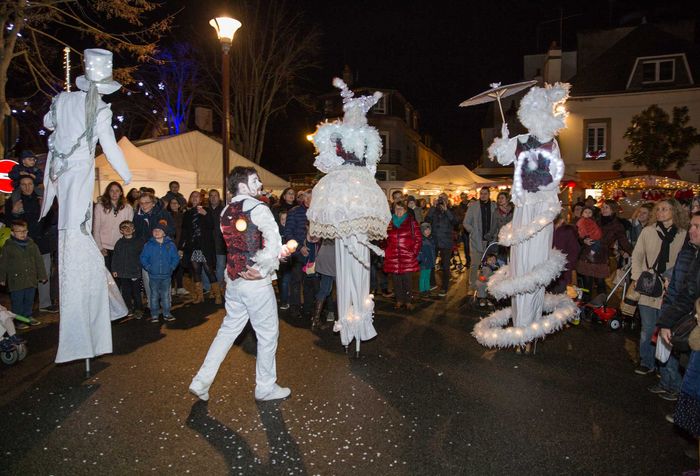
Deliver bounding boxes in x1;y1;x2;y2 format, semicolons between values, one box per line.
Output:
63;47;71;91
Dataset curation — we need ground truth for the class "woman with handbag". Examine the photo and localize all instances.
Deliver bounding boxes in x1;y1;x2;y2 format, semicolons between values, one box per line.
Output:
631;199;688;380
575;200;632;302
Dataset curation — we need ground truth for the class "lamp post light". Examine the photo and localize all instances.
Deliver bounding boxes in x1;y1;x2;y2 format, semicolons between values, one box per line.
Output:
209;16;242;199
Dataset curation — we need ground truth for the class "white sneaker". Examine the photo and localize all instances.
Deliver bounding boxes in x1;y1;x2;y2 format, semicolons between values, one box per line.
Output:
255;384;291;401
189;381;209;401
177;288;190;296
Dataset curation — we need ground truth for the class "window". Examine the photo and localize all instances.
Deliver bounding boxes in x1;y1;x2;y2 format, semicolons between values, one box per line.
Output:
642;59;675;83
583;119;609;160
374;95;386;114
375;170;388;181
378;131;389;158
405;105;412;125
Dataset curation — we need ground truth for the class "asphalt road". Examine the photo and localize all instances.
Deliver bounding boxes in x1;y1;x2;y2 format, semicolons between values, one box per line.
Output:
0;274;695;475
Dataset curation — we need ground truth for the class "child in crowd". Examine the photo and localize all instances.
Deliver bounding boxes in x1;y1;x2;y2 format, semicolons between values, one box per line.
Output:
0;220;46;328
112;220;144;319
418;223;436;294
9;151;43;201
576;206;602;255
475;253;500;307
140;221;179;323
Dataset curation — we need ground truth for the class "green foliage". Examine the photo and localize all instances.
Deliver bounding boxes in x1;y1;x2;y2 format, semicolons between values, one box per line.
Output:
622;104;700;172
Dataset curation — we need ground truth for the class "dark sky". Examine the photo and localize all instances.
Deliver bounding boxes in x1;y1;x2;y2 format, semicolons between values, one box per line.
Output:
184;0;700;175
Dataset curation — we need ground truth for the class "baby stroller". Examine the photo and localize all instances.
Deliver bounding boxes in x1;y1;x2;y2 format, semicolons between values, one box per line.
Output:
0;306;28;365
580;264;633;331
471;242;501;308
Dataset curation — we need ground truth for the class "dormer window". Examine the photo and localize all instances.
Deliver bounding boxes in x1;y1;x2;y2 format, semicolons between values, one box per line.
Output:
374;95;386;114
642;59;675;83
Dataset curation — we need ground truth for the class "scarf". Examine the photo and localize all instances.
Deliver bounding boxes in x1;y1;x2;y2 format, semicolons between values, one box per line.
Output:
655;222;678;274
392;213;407;228
600;215;614;226
11;236;29;248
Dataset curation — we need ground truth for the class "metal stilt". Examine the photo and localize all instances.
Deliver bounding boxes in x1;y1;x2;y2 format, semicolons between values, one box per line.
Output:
85;358;91;378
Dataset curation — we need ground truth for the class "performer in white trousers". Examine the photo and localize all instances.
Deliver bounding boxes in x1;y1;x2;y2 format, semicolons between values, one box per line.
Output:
189;166;290;402
40;48;131;364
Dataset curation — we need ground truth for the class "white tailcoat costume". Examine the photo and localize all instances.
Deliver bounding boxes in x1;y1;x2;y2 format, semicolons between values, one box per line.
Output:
40;49;131;363
190;194;283;398
473;83;577;348
307;79;391;348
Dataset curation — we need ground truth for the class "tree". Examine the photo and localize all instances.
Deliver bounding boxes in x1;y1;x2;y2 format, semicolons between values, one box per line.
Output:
0;0;173;153
614;104;700;172
200;1;320;164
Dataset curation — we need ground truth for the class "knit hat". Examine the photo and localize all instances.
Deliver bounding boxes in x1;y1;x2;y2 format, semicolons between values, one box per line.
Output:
153;219;168;233
420;222;431;233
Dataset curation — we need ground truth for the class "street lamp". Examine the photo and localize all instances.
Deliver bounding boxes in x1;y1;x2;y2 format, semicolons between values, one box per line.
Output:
209;16;242;198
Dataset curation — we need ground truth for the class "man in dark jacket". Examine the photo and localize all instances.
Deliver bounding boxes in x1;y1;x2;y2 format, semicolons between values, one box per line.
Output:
133;192;174;301
655;212;700;399
425;193;456;297
285;189;312;316
161;181;187;209
202;189;226;294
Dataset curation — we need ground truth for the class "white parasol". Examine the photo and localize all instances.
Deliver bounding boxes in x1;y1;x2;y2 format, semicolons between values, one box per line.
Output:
459;80;537;124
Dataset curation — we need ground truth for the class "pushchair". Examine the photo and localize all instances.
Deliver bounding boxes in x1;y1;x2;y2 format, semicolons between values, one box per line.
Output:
470;242;501;308
580;263;633;331
0;306;28;365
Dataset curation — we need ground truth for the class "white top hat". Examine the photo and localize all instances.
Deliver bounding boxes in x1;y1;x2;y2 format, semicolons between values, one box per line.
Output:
76;48;122;95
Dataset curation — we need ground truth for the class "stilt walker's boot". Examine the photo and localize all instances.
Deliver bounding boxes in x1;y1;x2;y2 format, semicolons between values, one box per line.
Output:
311;300;324;331
211;282;223;305
193;282;204;304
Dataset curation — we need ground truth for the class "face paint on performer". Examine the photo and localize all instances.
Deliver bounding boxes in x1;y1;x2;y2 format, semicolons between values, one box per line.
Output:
239;174;263;197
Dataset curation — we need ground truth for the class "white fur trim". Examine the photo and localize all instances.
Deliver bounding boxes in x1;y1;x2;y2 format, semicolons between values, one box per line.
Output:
472;293;578;348
487;249;567;300
498;201;561;246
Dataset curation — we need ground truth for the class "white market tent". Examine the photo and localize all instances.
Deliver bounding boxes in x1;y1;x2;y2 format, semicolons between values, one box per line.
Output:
134;131;289;194
95;137;197;198
404;165;499;194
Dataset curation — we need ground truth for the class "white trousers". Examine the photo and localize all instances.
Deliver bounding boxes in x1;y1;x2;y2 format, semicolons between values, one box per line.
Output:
191;276;279;395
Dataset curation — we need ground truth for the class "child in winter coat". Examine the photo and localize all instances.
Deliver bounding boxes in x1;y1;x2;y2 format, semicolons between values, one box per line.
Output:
577;206;602;256
476;254;501;306
140;222;180;323
112;220;144;319
0;220;47;327
418;223;436;294
9;151;43;202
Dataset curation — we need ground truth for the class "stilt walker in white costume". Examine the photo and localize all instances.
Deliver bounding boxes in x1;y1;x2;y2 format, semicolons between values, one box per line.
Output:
40;49;131;365
471;82;578;350
307;78;391;356
189;167;291;402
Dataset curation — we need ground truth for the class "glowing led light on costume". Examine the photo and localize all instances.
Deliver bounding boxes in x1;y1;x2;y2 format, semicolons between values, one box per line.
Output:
63;47;71;92
235;218;247;231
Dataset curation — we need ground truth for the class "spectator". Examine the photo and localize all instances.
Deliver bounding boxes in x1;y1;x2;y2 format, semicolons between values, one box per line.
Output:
37;201;58;313
425;192;456;297
464;186;496;291
202;189;226;296
656;212;700;405
576;200;632;302
549;213;580;294
311;238;336;331
126;188;140;209
180;191;221;305
584;195;601;219
162;181;187;209
133;191;174;302
628;203;654;247
418;223;436;295
454;192;471;266
571;201;584;223
140;222;179;323
390;190;404;212
111;220;143;319
0;220;47;327
300;230;320;325
277;210;292;310
286;189;312;318
272;187;297;226
383;200;421;310
407;195;422;222
166;197;188;296
9;150;43;202
631;198;688;380
485;191;514;248
576;207;602;255
92;181;134;270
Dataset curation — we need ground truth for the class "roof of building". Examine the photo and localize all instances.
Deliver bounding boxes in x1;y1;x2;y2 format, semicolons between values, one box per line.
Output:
569;23;700;96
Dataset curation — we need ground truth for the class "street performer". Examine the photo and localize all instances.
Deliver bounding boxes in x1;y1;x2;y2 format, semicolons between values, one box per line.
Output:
189;166;291;402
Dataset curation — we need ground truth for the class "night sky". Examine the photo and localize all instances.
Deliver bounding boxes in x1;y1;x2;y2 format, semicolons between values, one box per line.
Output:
175;1;700;175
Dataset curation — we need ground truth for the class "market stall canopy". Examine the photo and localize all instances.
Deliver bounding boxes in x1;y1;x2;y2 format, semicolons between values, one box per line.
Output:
593;174;700;194
404;165;499;193
134;131;289;193
95;137;197;199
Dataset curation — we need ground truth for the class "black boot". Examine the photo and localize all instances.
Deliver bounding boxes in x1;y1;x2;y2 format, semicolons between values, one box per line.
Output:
311;300;325;331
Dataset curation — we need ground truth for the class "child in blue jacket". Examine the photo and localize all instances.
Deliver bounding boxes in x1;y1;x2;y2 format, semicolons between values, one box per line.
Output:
418;223;436;294
140;222;180;323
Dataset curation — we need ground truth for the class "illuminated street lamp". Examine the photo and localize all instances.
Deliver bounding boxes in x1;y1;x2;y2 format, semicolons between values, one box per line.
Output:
209;16;242;197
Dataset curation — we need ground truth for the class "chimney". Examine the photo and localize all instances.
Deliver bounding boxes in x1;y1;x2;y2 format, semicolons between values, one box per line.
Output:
343;65;353;87
543;41;562;84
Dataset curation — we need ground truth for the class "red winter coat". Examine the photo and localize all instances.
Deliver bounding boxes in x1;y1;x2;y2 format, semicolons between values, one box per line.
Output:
383;215;421;274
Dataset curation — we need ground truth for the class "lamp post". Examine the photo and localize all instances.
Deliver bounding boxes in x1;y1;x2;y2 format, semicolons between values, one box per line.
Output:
210;16;242;199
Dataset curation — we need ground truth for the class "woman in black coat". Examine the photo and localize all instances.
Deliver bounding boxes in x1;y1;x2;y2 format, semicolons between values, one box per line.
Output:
180;191;220;304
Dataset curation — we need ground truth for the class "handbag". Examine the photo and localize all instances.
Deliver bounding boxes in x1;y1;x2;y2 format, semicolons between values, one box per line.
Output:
671;311;698;353
635;255;664;298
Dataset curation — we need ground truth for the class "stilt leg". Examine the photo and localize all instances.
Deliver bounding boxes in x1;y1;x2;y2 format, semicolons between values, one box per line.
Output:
355;339;360;359
85;358;91;378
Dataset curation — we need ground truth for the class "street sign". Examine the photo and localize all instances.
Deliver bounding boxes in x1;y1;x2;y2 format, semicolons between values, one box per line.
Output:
0;159;19;193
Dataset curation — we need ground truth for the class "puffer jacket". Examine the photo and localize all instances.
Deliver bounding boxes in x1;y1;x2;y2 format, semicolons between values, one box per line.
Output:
383;215;421;274
140;236;180;280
